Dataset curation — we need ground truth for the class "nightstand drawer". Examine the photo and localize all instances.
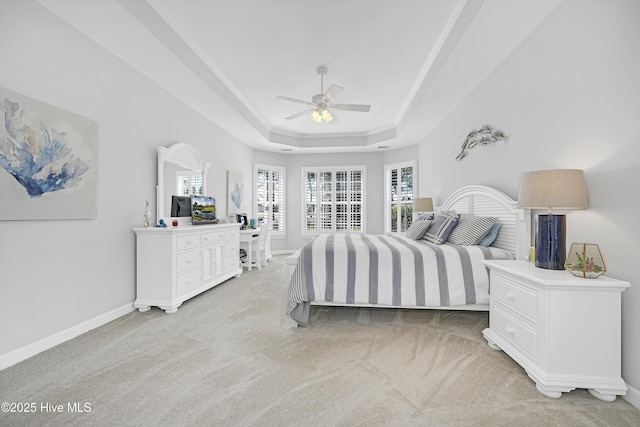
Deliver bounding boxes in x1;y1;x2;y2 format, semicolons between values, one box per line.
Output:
492;273;537;322
492;305;537;361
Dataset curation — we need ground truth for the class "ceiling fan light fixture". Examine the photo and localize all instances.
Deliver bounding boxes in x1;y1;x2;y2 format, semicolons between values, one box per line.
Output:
310;109;322;123
278;66;370;123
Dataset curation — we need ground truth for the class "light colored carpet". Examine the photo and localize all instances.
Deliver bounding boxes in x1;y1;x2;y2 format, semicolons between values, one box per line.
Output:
1;254;638;426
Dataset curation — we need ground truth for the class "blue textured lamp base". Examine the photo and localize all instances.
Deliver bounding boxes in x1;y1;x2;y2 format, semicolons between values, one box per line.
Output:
536;214;566;270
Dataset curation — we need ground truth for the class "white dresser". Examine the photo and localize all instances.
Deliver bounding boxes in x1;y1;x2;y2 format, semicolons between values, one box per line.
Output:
482;260;629;401
133;223;241;313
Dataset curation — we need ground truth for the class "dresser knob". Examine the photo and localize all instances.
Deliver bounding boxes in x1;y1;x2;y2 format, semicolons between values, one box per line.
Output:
506;326;515;335
506;292;515;300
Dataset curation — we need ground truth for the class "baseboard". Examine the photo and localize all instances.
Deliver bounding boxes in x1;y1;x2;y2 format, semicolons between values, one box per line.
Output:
624;382;640;410
0;303;135;371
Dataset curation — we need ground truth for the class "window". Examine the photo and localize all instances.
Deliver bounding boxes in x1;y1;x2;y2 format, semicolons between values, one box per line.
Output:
176;171;203;197
385;161;416;233
303;166;365;234
254;164;285;236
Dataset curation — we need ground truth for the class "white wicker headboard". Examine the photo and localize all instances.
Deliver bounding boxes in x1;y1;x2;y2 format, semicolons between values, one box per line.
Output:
439;185;529;260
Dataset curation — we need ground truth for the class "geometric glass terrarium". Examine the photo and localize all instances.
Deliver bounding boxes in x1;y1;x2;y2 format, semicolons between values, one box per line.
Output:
564;243;606;279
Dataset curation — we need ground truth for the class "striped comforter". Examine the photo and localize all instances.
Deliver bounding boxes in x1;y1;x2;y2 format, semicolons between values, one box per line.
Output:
287;233;507;326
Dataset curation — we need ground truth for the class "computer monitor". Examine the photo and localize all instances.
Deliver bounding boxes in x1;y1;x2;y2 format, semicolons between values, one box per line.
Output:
170;195;191;217
236;213;248;229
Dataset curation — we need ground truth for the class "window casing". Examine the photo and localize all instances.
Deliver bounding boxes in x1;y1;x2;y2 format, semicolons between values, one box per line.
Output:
303;166;366;234
384;161;416;233
254;164;285;236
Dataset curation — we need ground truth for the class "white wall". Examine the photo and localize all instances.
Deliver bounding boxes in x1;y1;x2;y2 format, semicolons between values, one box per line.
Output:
416;0;640;406
0;0;253;364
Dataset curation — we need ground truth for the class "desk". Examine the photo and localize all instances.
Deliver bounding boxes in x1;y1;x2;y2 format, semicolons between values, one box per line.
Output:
239;228;272;270
239;229;260;270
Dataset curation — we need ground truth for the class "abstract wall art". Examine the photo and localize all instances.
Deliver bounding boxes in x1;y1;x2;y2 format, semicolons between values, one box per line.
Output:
227;170;246;215
0;87;98;220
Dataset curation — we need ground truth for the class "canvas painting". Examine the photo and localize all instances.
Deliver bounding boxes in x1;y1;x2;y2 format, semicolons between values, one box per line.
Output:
227;170;246;215
0;87;98;220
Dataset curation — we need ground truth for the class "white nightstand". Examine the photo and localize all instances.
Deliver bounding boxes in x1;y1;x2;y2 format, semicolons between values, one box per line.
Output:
482;259;630;401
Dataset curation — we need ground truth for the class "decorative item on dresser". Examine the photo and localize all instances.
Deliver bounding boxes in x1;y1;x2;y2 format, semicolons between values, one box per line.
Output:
133;224;241;313
482;259;629;401
517;169;588;270
564;242;606;278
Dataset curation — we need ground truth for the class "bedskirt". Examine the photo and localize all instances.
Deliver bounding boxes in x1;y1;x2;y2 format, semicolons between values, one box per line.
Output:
287;233;511;326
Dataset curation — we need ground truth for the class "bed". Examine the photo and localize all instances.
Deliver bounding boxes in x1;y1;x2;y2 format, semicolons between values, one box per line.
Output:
286;185;529;326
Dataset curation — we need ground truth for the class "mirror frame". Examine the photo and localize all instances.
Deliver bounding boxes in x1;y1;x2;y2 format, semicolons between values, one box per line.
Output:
156;143;210;226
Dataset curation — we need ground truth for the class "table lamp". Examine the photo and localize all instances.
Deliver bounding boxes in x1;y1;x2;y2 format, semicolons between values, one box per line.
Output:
517;169;588;270
414;198;434;214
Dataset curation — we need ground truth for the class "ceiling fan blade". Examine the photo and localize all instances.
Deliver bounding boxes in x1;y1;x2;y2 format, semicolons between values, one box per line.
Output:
332;103;371;112
284;109;314;120
327;111;341;125
322;84;344;103
277;96;314;106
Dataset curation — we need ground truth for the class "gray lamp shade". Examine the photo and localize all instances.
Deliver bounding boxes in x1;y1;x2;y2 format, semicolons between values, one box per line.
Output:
517;169;588;210
414;197;434;212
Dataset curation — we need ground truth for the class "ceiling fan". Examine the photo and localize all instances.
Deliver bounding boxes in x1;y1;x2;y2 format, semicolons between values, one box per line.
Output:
276;66;371;124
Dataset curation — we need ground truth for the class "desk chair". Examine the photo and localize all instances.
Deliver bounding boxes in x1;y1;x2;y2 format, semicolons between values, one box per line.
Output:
240;223;268;270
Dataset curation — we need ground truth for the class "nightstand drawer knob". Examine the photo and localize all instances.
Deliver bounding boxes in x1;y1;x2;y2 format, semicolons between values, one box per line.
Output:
506;326;515;335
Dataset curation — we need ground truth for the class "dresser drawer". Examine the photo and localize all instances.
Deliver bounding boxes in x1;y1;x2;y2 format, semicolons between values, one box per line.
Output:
226;241;239;258
201;231;225;246
176;249;199;273
176;268;200;295
226;229;239;242
492;305;537;361
176;234;199;251
226;257;240;273
492;273;537;321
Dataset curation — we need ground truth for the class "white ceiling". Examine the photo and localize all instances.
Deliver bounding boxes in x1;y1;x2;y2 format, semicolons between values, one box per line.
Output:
37;0;562;153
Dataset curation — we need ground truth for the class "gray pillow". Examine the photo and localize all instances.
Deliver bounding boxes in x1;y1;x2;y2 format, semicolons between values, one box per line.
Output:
448;214;498;246
423;211;459;244
406;219;433;240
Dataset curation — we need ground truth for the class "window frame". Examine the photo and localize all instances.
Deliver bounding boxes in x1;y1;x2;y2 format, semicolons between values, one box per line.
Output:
176;170;203;197
302;165;367;236
253;163;286;237
384;160;417;234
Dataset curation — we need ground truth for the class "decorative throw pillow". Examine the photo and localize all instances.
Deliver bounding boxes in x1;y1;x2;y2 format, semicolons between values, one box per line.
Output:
405;219;433;240
415;213;434;222
423;211;460;244
448;214;498;246
479;221;502;247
